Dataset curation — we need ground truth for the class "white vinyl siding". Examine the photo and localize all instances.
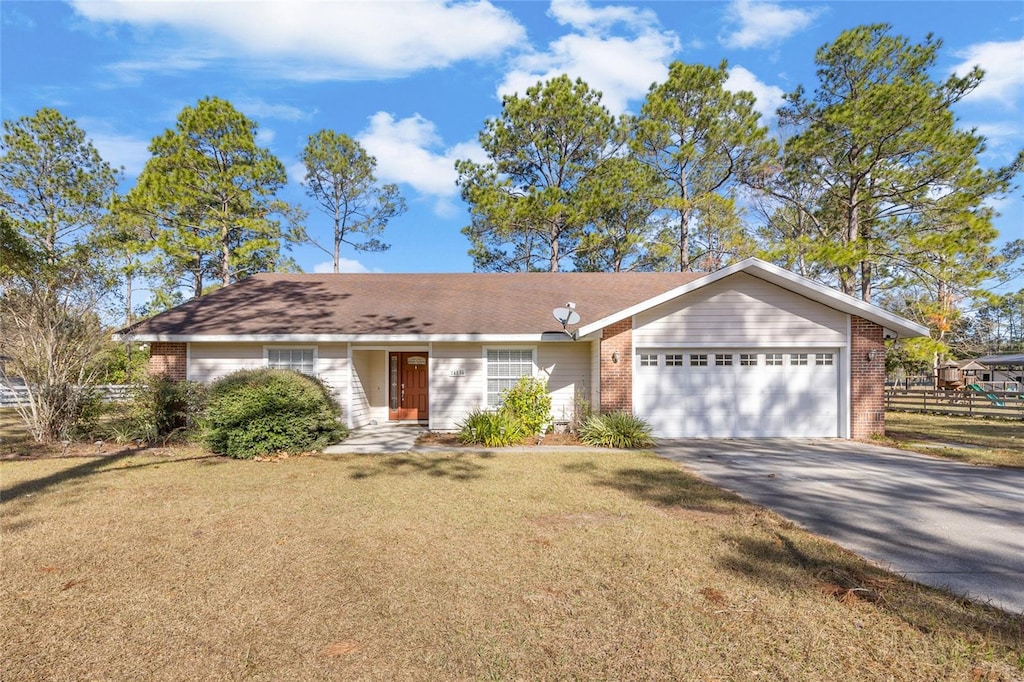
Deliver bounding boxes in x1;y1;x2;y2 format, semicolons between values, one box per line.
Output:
536;342;591;425
188;343;263;383
189;343;349;410
633;272;846;347
430;343;486;431
485;349;534;408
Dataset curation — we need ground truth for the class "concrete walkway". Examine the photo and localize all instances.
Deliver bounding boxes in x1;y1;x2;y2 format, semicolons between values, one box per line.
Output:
322;424;429;454
655;438;1024;614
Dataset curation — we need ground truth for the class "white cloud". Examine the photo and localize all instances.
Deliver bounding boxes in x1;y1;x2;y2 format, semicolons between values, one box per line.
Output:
951;39;1024;105
312;258;378;274
719;0;817;50
724;65;785;123
357;112;484;202
255;128;276;146
71;0;525;79
548;0;658;33
498;0;678;114
78;119;152;177
235;98;312;122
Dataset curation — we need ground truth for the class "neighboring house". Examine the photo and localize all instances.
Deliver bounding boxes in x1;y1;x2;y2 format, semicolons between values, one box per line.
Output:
115;258;928;439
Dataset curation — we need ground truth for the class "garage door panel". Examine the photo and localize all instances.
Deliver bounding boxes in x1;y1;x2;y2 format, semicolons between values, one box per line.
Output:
635;349;838;438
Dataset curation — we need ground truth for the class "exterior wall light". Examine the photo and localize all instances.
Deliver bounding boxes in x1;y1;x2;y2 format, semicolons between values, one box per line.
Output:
867;349;878;362
611;351;620;364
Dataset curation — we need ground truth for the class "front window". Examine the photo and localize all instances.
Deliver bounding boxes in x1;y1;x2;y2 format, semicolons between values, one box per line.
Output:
267;348;315;375
486;349;533;407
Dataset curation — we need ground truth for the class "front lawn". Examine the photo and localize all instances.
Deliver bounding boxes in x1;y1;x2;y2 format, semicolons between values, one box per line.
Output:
2;448;1020;680
884;411;1024;468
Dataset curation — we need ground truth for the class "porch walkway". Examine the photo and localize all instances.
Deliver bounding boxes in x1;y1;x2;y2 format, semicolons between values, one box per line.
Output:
322;424;428;454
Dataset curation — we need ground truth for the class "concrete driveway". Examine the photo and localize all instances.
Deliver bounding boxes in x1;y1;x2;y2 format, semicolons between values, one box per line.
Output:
655;439;1024;614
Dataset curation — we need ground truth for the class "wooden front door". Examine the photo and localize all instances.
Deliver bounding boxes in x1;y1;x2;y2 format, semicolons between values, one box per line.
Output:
389;352;429;421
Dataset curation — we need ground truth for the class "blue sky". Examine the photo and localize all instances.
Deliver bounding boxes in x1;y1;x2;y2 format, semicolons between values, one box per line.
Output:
2;0;1022;278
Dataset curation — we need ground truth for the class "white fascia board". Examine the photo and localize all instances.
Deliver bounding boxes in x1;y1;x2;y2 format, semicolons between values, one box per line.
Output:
115;332;576;344
576;257;930;339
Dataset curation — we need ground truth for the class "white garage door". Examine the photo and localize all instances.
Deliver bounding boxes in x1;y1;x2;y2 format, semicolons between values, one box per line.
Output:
635;350;839;438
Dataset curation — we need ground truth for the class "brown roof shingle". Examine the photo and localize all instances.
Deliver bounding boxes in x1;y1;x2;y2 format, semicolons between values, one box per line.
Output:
120;271;705;338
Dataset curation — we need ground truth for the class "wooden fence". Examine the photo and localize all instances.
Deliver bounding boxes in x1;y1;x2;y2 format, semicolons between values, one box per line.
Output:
0;384;135;409
885;388;1024;420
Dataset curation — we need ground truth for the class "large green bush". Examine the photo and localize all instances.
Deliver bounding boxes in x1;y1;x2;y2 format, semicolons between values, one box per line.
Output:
203;369;347;458
457;409;526;447
578;412;655;449
500;376;552;436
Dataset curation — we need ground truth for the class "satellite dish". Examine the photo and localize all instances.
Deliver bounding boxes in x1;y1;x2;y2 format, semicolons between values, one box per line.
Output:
552;307;581;326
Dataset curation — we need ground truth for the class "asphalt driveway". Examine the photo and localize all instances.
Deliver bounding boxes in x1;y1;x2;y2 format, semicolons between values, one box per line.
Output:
655;439;1024;614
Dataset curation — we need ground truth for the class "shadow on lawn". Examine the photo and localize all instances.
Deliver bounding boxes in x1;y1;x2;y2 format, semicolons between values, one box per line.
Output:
345;452;490;481
0;449;221;504
566;459;747;514
722;527;1024;657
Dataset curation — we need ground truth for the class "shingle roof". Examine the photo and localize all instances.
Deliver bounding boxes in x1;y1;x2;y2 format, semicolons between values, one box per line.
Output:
119;271;705;339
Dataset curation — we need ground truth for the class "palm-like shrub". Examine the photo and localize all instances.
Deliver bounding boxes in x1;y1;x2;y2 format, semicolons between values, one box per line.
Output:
457;409;526;447
578;412;655;449
203;369;346;458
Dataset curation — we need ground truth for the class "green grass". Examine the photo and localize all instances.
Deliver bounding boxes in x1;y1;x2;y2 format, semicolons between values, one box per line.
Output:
884;411;1024;468
2;448;1020;680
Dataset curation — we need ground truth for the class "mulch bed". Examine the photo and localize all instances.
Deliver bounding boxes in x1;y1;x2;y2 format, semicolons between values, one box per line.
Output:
416;431;583;447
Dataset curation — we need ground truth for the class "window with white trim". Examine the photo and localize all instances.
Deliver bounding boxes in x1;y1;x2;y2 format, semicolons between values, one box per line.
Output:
267;347;315;375
715;354;733;366
815;353;835;366
486;349;533;407
665;353;685;366
790;353;809;366
639;353;658;367
739;353;758;366
690;353;708;367
765;353;783;366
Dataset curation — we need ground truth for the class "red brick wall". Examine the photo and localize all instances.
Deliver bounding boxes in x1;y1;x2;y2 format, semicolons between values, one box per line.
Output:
850;316;885;439
148;342;188;381
600;318;632;413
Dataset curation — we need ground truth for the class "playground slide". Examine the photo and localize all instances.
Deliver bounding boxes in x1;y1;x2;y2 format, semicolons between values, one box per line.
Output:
966;384;1005;407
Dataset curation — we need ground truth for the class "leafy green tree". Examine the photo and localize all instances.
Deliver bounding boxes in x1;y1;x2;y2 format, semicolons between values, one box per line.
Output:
0;107;120;276
769;24;1023;302
456;75;625;272
0;109;120;441
634;61;777;271
572;156;669;272
127;97;293;299
298;130;405;272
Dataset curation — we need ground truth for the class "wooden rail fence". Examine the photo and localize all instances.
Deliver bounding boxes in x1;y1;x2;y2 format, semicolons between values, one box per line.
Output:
885;389;1024;420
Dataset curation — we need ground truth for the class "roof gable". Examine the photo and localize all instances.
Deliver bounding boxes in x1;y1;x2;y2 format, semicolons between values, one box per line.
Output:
578;258;929;339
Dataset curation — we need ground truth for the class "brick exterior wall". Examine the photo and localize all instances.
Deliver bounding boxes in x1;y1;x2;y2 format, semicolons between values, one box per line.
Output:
148;342;188;381
599;318;633;413
850;316;885;439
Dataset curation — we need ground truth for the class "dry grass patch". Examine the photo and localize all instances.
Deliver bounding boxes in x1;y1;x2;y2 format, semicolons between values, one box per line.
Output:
884;411;1024;468
2;449;1021;681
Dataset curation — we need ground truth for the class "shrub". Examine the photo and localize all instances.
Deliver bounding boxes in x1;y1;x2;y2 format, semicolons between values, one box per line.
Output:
457;409;526;447
102;374;207;444
499;376;552;436
203;369;347;459
578;412;655;449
